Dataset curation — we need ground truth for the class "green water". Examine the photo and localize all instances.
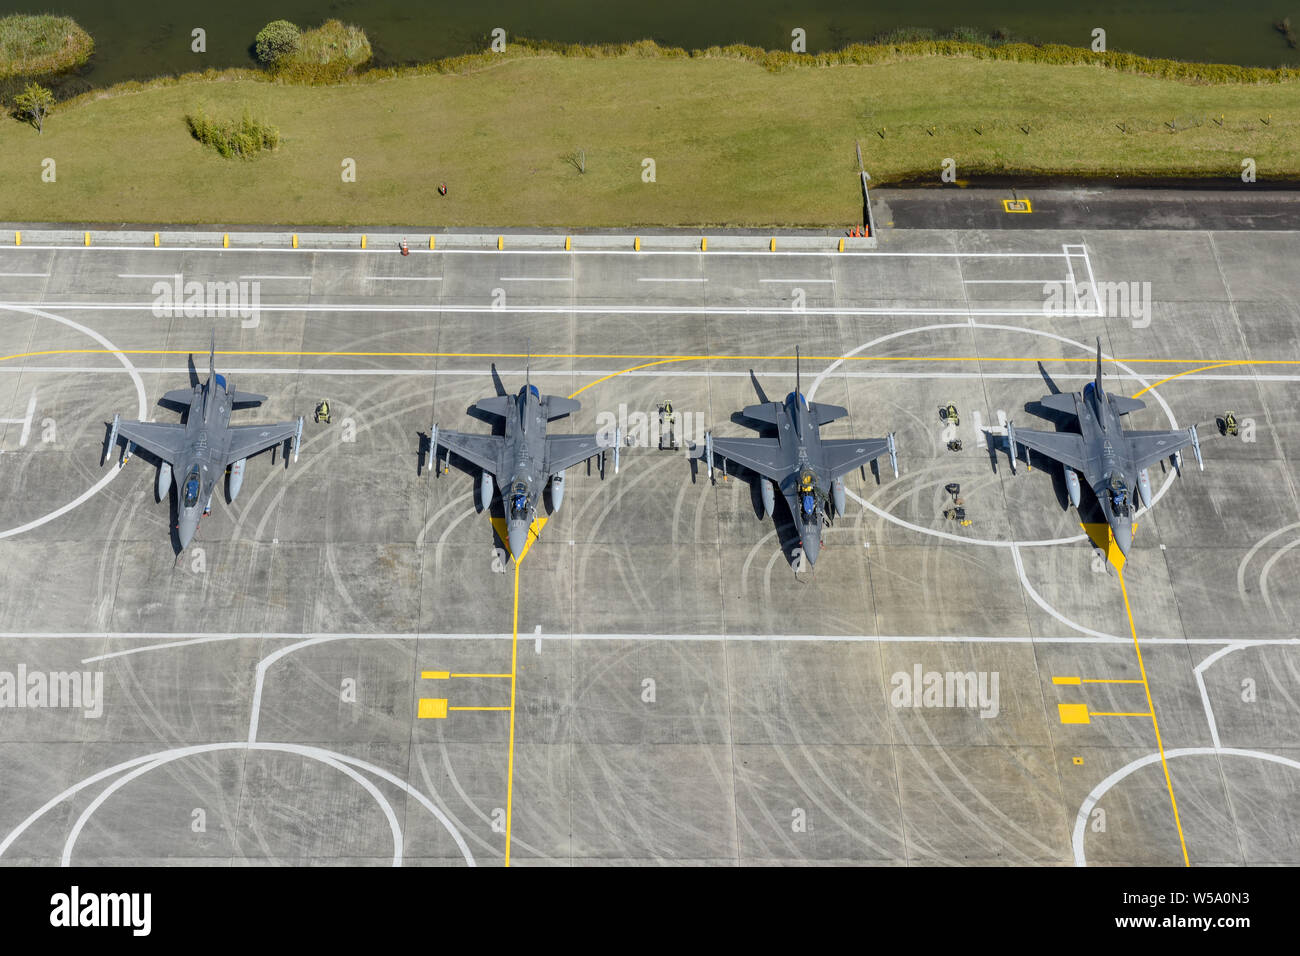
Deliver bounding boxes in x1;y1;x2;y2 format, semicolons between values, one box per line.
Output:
3;0;1298;90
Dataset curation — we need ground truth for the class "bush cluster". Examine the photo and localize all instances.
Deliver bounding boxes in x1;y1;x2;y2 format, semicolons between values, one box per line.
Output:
186;107;281;158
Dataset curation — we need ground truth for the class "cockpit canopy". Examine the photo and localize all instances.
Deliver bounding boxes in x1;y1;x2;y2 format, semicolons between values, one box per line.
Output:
183;467;200;508
1107;474;1130;516
509;481;529;518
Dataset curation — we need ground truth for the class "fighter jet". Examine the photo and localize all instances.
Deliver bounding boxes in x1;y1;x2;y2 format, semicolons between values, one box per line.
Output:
103;334;303;550
1001;338;1203;556
428;364;619;560
700;350;898;567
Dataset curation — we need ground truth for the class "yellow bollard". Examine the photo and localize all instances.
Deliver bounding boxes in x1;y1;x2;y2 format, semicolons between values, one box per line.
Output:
14;231;20;247
361;234;367;250
429;236;435;250
154;233;160;247
497;236;504;250
838;237;845;252
223;233;229;248
292;234;298;249
769;238;776;252
701;237;707;252
634;236;640;252
565;236;571;251
84;232;90;246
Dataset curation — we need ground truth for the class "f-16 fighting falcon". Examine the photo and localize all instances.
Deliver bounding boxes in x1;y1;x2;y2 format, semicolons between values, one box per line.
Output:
428;363;620;561
102;333;304;550
1001;338;1203;556
701;349;898;568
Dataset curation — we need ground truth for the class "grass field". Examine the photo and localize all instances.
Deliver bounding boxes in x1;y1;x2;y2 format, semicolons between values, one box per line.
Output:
3;53;1299;227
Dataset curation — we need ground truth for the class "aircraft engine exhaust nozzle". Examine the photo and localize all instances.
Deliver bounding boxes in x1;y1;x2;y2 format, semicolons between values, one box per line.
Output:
479;472;494;512
229;458;247;501
157;462;172;502
1137;468;1152;508
551;471;565;512
760;478;775;519
832;477;846;518
1064;467;1082;508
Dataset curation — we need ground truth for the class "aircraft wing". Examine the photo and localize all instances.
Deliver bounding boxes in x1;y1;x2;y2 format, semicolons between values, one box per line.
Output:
226;422;299;465
1011;427;1089;473
437;429;503;473
821;438;892;479
545;434;603;473
709;436;789;482
1126;429;1195;473
115;420;186;466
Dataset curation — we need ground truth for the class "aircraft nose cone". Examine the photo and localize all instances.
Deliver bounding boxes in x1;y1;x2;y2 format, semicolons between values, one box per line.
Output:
178;512;198;549
1112;518;1133;557
507;520;529;560
799;530;820;568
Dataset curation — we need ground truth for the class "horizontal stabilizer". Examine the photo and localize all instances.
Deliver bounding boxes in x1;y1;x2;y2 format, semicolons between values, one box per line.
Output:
229;391;267;406
544;396;581;420
159;388;194;407
810;402;848;425
1037;393;1077;416
1108;395;1147;416
739;403;781;425
473;396;513;418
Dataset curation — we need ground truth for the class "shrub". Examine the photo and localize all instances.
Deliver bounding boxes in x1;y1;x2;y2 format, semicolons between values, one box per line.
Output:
12;81;54;132
255;20;301;65
270;20;371;84
186;107;281;158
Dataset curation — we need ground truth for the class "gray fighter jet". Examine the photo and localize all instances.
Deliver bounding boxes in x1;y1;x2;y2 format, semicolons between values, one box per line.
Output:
701;351;898;567
103;334;303;550
1001;338;1203;556
428;365;619;560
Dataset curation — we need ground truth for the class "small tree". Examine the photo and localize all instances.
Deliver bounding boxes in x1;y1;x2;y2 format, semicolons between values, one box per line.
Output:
255;20;301;65
13;82;54;134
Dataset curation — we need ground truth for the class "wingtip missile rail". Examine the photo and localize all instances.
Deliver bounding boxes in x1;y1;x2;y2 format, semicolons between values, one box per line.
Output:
705;431;714;483
293;415;304;463
1189;424;1203;471
1006;421;1019;475
428;424;438;475
887;432;899;479
614;426;621;476
104;414;120;467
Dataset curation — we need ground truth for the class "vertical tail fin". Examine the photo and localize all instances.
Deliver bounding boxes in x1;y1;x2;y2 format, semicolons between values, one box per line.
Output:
209;329;217;381
795;345;801;400
1094;337;1104;396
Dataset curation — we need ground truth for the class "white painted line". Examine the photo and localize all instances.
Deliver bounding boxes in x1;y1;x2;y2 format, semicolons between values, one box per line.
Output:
637;277;707;282
534;624;542;654
0;300;1102;318
758;278;833;284
499;276;570;282
366;275;442;281
0;272;48;278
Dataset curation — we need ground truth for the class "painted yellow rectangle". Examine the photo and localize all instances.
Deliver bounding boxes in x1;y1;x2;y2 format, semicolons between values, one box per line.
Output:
417;697;448;719
420;670;449;680
1002;199;1032;213
1052;676;1081;685
1058;702;1091;725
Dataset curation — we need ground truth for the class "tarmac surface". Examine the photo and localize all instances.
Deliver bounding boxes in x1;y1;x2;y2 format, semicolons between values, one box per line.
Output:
0;224;1297;865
